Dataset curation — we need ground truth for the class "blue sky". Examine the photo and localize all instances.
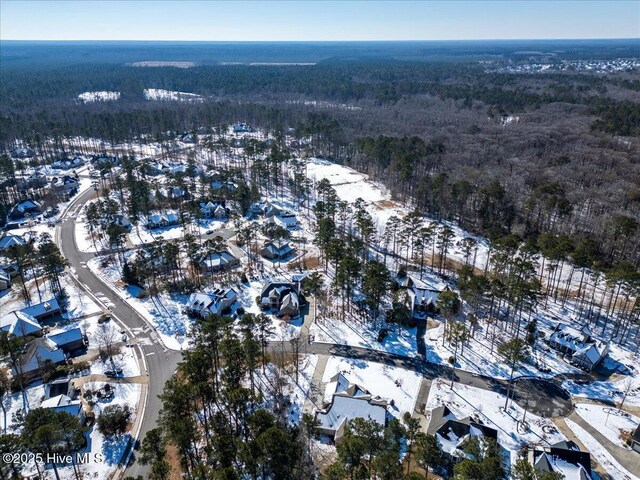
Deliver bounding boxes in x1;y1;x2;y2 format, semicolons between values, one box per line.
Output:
1;1;638;41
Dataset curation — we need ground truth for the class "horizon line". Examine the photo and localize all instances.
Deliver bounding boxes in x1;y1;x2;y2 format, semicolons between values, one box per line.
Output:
2;37;639;43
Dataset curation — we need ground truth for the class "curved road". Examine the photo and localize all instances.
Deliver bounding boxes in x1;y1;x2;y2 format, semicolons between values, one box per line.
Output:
56;183;574;478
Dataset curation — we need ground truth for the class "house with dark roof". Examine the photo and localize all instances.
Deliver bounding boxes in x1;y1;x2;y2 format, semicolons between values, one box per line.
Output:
48;328;87;355
427;404;499;464
549;323;608;371
259;281;302;317
13;338;66;377
21;298;63;322
9;200;42;219
261;239;295;261
316;373;387;443
528;441;593;480
45;377;76;400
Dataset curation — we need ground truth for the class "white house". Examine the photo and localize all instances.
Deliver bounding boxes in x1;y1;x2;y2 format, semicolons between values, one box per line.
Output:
13;339;65;376
273;212;298;230
186;289;237;318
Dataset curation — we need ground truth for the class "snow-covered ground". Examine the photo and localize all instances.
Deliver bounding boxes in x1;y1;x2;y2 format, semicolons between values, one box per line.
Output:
0;382;46;433
57;381;142;480
144;88;203;102
321;356;422;419
574;403;640;450
566;418;640;480
426;378;566;467
0;271;102;320
311;317;417;356
304;157;491;269
78;91;121;103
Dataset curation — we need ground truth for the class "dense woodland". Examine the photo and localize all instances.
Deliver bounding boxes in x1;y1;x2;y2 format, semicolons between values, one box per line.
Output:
2;41;639;271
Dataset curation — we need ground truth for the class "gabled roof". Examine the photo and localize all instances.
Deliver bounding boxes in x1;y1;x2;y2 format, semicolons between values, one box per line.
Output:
0;311;42;337
21;298;61;318
0;234;26;250
530;445;593;479
48;328;84;347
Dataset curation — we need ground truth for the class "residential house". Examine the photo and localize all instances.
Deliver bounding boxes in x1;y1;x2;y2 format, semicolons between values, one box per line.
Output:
111;214;132;230
180;133;196;144
549;324;609;371
259;281;301;317
21;298;63;322
261;239;295;261
316;373;387;443
13;338;66;377
199;251;240;273
185;289;238;318
427;404;499;464
273;212;298;230
211;180;238;192
52;175;79;194
399;274;449;317
199;201;227;219
11;147;35;158
528;441;593;480
146;211;180;229
0;311;42;337
0;234;26;251
48;328;87;355
9;200;42;219
159;186;187;199
41;394;85;424
233;122;253;133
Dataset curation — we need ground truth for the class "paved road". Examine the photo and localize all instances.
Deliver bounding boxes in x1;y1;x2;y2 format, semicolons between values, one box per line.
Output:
57;186;181;479
57;184;572;478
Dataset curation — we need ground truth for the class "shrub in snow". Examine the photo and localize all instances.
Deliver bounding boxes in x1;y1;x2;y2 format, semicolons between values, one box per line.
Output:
97;404;132;437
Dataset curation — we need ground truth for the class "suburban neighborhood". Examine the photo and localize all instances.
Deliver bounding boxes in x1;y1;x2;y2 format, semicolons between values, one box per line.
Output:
1;120;638;480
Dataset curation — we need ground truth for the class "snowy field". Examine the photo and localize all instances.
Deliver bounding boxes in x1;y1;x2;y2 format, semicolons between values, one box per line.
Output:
78;91;120;103
574;403;640;450
566;418;640;480
144;88;203;102
321;356;422;419
304;157;491;269
426;378;566;468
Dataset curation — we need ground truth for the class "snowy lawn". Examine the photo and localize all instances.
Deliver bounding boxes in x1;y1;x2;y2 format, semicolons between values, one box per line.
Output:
574;403;640;449
565;418;639;480
310;316;417;357
426;378;567;467
321;356;422;419
0;382;46;434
